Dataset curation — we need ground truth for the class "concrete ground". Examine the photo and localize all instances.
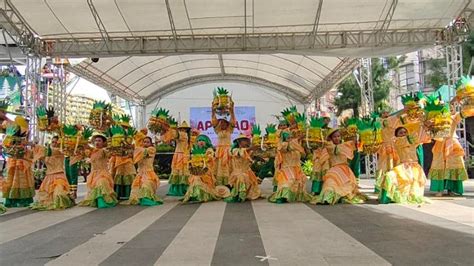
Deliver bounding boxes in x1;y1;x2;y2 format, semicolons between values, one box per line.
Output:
0;179;473;266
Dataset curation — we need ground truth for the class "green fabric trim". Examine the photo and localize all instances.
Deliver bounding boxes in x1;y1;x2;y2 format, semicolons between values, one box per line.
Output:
350;151;360;178
309;171;325;182
374;170;385;193
311;180;323;194
114;184;132;200
79;186;118;208
225;183;248;203
268;187;313;203
416;145;424;168
4;198;33;207
378;189;392;204
97;197;117;208
65;157;78;185
168;174;190;185
257;159;275;179
216;176;229;186
167;184;188;196
3;187;35;199
139;197;163;206
381;175;426;204
183;185;219;203
113;174;135;186
430;179;464;194
428;168;468;181
30;194;74;210
312;190;367;205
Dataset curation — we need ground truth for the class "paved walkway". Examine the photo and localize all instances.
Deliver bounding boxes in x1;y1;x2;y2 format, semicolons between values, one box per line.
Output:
0;179;473;266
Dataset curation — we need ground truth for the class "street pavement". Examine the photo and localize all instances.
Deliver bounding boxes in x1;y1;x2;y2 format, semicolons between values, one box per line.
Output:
0;179;473;266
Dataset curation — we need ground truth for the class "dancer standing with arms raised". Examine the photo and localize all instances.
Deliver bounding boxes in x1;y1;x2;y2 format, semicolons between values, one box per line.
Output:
211;88;236;187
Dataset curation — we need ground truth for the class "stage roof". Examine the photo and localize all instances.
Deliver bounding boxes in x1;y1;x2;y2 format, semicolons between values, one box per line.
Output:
1;0;472;104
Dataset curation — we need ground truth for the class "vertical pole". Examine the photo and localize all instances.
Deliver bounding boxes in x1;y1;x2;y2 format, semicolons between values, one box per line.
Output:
445;44;469;158
358;58;378;179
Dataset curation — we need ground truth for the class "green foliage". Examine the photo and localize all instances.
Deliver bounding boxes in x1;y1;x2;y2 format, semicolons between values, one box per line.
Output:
108;125;125;136
265;124;277;134
36;106;47;117
309;116;325;128
213;87;229;96
63;124;78;136
462;31;474;75
251;124;261;135
425;58;448;89
6;125;19;136
191;145;207;155
335;57;402;116
82;127;94;139
151;108;169;118
302;160;313;176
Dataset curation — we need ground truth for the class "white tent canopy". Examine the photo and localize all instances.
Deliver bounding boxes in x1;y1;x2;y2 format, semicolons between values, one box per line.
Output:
1;0;472;104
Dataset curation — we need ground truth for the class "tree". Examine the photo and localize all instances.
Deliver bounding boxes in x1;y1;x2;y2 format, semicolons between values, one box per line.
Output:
334;57;404;117
425;58;447;89
462;31;474;75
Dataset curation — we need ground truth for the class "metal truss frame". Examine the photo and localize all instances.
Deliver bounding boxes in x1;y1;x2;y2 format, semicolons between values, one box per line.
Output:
49;64;68;124
445;44;470;159
23;55;42;141
355;58;377;179
357;58;375;116
0;0;37;54
306;57;359;102
36;28;458;58
145;73;307;105
65;63;144;104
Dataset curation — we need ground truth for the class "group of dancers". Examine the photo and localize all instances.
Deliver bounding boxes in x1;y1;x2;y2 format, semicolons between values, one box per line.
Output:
0;83;471;213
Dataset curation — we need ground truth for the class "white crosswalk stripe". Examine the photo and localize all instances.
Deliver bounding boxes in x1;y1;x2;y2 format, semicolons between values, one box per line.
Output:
252;201;390;266
0;206;95;245
47;202;179;266
155;201;226;266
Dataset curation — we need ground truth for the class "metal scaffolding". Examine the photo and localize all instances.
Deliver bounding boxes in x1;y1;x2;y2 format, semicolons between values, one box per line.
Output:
49;63;68;124
23;55;42;142
445;44;470;158
356;58;377;179
37;28;457;58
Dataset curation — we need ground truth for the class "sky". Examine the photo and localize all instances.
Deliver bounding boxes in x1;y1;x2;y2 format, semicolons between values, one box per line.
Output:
67;77;110;101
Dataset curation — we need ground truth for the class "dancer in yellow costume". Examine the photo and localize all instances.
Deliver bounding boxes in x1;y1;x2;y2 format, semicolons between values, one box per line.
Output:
379;126;430;204
30;136;74;210
312;129;366;205
125;136;162;206
167;121;191;196
375;110;398;193
225;134;261;202
429;111;468;196
183;135;220;203
269;132;312;203
3;117;35;207
212;101;235;187
79;134;118;208
109;153;136;200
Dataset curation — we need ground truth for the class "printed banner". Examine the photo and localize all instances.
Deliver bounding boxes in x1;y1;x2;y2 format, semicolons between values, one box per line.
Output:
190;106;256;145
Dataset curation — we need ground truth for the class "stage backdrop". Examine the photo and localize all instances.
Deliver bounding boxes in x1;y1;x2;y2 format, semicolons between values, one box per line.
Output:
190;106;256;145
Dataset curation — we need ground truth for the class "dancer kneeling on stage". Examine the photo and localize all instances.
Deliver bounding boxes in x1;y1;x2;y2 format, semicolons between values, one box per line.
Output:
268;132;312;203
379;126;430;204
312;129;367;205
